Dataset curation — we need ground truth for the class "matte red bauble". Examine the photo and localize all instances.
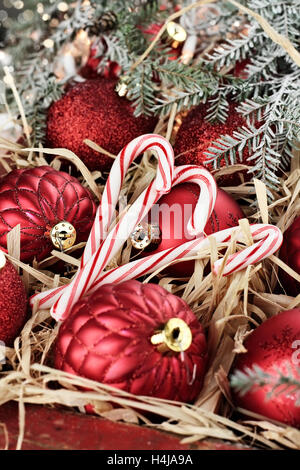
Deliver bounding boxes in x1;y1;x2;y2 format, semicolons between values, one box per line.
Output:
0;256;27;345
0;166;96;263
233;309;300;428
46;78;158;172
174;102;252;186
139;183;244;277
279;216;300;296
54;280;207;403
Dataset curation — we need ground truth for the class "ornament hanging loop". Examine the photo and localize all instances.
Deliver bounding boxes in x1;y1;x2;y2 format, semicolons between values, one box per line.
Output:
151;317;192;352
50;221;76;251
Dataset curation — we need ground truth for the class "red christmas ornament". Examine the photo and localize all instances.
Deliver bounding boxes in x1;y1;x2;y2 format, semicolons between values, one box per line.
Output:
54;280;207;403
279;216;300;296
174;102;252;186
232;309;300;428
233;59;251;79
137;183;244;277
80;47;121;80
0;166;96;263
46;78;158;172
0;255;27;345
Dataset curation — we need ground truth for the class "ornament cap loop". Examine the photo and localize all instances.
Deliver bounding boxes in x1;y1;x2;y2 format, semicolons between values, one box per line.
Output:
151;317;192;352
130;222;161;250
166;21;187;48
50;221;76;251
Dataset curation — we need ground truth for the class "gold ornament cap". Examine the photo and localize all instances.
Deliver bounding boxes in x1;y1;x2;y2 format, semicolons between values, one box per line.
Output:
166;21;187;48
50;221;76;250
130;222;161;250
151;318;192;353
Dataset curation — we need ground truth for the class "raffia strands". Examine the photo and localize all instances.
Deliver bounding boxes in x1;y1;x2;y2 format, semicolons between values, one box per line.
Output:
0;75;299;452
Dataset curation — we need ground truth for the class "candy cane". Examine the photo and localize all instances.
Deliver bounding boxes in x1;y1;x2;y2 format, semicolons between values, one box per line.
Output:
33;224;282;318
173;165;217;236
83;224;283;294
82;134;174;267
30;164;217;315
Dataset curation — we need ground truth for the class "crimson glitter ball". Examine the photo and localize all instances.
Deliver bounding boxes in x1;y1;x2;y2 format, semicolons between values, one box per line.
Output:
46;78;158;172
142;183;244;277
174;102;252;186
0;166;96;263
54;280;207;403
279;216;300;296
0;259;27;345
232;309;300;428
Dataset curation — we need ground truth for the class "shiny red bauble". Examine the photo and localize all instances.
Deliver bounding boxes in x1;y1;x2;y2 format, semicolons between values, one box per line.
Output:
279;216;300;296
174;102;252;186
0;166;96;263
46;78;158;172
233;309;300;428
0;258;27;345
142;183;244;277
54;280;207;403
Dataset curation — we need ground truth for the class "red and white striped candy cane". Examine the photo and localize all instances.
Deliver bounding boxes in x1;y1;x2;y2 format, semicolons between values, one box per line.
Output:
173;165;217;236
30;164;218;317
36;223;282;316
212;224;283;276
30;134;174;311
83;224;282;293
82;134;174;267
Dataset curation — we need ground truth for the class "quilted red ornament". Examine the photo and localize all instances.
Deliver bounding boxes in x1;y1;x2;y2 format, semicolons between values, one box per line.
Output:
174;102;252;186
0;166;96;263
46;78;158;172
137;183;244;277
0;254;27;345
279;216;300;296
232;309;300;428
54;280;207;403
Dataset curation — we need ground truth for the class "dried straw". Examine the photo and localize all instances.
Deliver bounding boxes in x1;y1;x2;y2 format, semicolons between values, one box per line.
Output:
0;7;299;448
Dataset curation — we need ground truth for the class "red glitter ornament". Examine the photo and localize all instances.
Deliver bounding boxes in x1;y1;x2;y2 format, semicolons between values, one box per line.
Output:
0;256;27;345
54;280;207;403
174;102;252;186
0;166;96;263
232;309;300;428
279;216;300;296
46;78;158;172
139;183;244;277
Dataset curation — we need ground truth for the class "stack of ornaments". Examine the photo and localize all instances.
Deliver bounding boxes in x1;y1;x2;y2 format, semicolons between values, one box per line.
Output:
0;7;299;446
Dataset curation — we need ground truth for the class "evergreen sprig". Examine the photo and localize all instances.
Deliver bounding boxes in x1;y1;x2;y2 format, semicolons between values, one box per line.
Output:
3;0;300;195
231;364;300;406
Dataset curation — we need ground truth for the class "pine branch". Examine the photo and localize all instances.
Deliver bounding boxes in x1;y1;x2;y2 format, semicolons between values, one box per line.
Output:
205;31;265;70
126;62;157;116
206;94;230;123
231;364;300;406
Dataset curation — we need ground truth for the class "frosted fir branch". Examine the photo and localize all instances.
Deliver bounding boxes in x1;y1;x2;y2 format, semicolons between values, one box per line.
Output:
205;31;264;70
205;94;230;123
231;364;300;406
126;62;157;117
153;87;207;117
204;123;262;167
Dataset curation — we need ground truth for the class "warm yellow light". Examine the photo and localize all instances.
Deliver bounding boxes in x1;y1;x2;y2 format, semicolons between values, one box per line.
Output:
14;1;24;10
58;2;69;12
76;29;88;41
43;38;54;49
37;3;44;14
